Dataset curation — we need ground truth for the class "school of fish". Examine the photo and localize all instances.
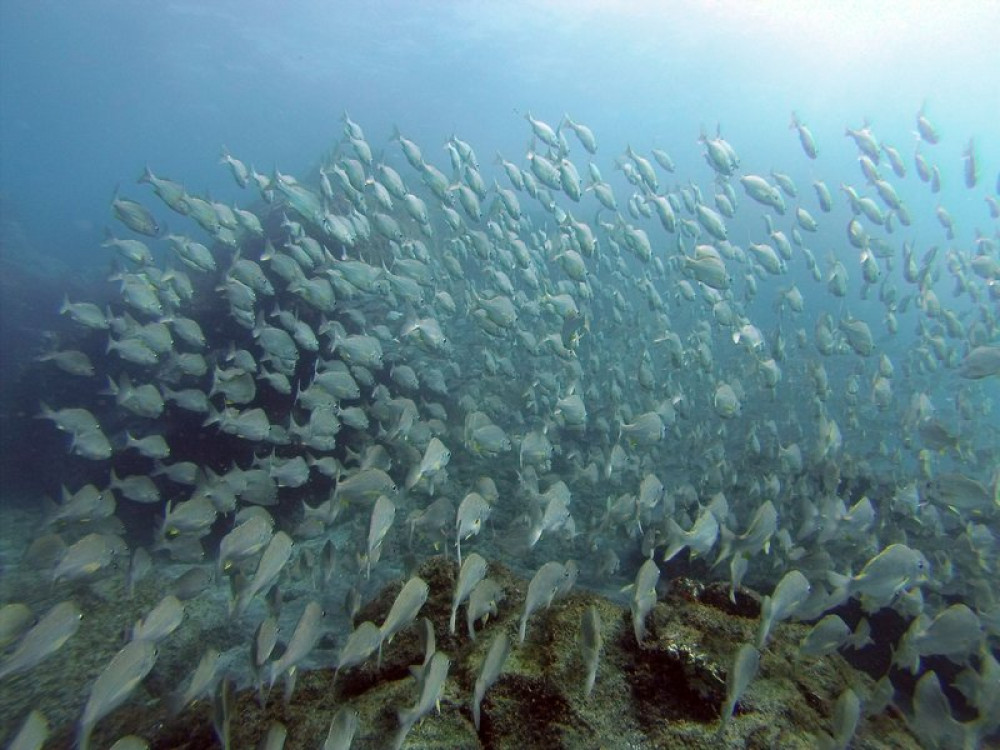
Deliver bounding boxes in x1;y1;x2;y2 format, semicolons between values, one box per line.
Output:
3;104;1000;749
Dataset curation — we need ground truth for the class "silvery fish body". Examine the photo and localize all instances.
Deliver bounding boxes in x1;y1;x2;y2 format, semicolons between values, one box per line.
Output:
472;632;510;730
450;553;488;634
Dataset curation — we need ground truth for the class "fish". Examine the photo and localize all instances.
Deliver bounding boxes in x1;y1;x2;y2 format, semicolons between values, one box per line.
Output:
322;705;360;750
472;632;511;730
218;514;273;574
7;709;49;750
394;651;450;749
663;507;719;562
364;494;396;579
790;111;818;158
624;558;660;643
618;411;665;446
798;614;852;658
957;345;1000;379
219;147;250;187
124;432;170;459
580;605;603;698
233;531;293;617
827;543;929;612
716;643;760;736
268;601;324;694
0;601;82;680
757;570;811;648
168;647;221;716
166;560;210;600
819;688;860;750
922;473;994;512
36;349;94;377
405;437;451;491
910;671;966;749
916;104;940;143
248;611;278;675
716;500;777;565
379;576;429;664
335;621;382;677
455;492;491;563
519;561;569;644
0;603;34;650
712;383;741;419
893;603;982;673
47;484;116;526
259;722;287;750
466;578;504;640
450;553;488;634
111;191;160;236
334;468;397;506
78;640;158;750
132;595;185;643
160;496;217;538
53;533;120;582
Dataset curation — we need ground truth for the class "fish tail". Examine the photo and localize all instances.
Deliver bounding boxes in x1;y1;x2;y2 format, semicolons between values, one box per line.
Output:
76;720;93;750
584;664;597;698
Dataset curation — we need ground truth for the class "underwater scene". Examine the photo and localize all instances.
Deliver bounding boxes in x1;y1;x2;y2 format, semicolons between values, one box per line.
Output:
1;1;999;748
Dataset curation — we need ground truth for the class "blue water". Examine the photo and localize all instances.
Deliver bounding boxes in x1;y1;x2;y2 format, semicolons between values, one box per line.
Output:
2;1;997;269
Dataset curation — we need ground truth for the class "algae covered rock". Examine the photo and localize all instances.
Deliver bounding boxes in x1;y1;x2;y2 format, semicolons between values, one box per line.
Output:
51;556;921;749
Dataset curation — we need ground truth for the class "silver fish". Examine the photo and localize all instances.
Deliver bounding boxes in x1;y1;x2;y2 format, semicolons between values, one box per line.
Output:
112;192;160;236
132;595;185;643
456;492;491;564
218;515;273;574
379;576;429;664
450;553;488;634
821;688;860;750
53;533;119;582
799;614;851;658
365;494;396;579
472;632;510;730
78;640;158;750
580;605;603;698
465;577;504;641
7;709;48;750
626;558;660;643
335;621;382;676
168;647;221;716
405;437;451;491
322;705;360;750
253;614;280;673
519;561;568;644
395;651;449;747
0;602;33;650
0;601;82;680
268;600;324;692
893;603;982;674
259;722;286;750
717;643;759;736
233;531;293;617
757;570;811;648
828;543;928;611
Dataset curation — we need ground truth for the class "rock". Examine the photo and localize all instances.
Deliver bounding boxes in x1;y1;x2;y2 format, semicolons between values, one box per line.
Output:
61;556;921;749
